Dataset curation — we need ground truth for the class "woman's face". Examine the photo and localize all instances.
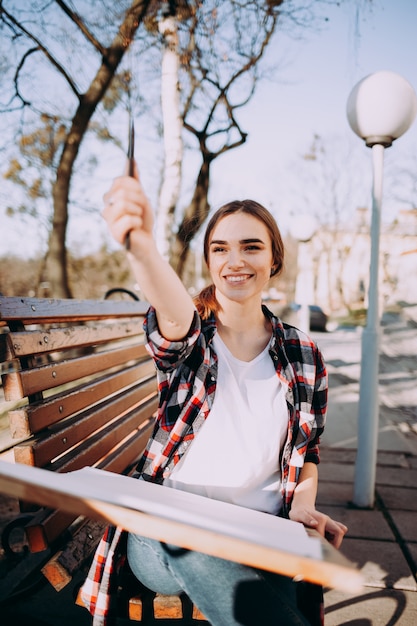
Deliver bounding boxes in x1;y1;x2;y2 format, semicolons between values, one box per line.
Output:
207;212;274;305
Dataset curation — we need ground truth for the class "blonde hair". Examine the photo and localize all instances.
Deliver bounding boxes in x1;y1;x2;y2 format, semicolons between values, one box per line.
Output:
193;200;285;319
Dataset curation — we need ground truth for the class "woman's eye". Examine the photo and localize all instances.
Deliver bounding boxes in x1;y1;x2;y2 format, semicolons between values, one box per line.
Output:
212;246;226;253
245;245;261;251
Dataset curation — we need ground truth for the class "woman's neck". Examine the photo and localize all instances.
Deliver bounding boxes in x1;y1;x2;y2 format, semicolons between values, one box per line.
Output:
215;300;271;361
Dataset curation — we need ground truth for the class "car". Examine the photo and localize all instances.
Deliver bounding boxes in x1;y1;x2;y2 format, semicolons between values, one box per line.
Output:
307;304;328;331
283;303;328;332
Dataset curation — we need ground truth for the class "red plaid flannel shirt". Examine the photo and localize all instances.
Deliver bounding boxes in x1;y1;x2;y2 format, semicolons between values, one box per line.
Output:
80;306;327;624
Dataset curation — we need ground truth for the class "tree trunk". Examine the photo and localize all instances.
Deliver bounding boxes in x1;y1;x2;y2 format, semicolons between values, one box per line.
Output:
42;0;152;297
155;14;183;260
171;157;211;278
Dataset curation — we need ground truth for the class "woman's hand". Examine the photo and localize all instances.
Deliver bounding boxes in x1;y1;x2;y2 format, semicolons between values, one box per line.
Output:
289;504;348;549
102;162;154;259
101;161;196;340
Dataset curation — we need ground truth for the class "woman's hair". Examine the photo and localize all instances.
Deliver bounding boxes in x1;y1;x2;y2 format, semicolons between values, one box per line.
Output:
194;199;285;319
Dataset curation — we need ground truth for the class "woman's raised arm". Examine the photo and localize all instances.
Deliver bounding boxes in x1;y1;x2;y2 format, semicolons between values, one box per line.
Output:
102;166;196;340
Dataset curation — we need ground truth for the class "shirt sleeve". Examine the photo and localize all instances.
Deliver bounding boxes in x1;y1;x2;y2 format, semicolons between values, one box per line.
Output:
305;344;328;464
143;307;202;372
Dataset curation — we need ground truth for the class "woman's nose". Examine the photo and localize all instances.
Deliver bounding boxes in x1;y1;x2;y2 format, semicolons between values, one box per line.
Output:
227;249;244;268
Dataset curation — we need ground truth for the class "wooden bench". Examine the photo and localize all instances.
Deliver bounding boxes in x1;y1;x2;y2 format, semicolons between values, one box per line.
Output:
0;295;207;623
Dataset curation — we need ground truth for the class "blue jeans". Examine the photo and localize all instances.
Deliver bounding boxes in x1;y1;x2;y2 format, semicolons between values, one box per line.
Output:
127;533;311;626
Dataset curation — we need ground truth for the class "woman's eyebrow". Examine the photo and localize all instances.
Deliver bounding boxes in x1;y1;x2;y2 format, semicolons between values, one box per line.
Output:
209;239;227;245
239;238;265;244
209;238;265;245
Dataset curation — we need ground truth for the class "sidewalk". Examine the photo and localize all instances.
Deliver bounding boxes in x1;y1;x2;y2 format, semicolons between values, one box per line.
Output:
319;447;417;625
1;312;416;625
317;308;417;625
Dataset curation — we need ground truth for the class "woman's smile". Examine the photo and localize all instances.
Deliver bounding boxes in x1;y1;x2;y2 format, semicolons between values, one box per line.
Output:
223;273;253;283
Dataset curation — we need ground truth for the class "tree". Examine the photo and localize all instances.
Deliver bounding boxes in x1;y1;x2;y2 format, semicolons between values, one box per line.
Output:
153;3;185;260
171;1;280;276
0;0;153;296
0;0;370;295
155;1;366;277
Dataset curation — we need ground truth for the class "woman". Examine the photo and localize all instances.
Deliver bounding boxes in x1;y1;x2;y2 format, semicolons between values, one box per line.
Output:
81;168;347;626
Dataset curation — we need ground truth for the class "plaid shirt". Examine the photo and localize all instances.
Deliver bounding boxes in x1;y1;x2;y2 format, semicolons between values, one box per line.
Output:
80;305;327;625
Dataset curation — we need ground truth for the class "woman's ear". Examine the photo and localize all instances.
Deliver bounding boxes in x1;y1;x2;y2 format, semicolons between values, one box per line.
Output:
270;266;277;277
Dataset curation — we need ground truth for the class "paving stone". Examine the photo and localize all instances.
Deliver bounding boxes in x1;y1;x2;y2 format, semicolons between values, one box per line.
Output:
376;451;413;469
390;511;417;543
324;395;360;449
378;485;417;511
316;481;353;506
318;462;355;483
320;447;357;464
319;506;395;541
339;538;417;591
376;465;417;488
324;587;417;626
406;543;417;577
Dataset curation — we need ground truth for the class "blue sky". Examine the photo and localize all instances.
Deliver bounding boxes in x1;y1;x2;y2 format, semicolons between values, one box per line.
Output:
206;0;417;229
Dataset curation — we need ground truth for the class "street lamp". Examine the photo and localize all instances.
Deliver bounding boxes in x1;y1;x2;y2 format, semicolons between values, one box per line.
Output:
346;71;417;508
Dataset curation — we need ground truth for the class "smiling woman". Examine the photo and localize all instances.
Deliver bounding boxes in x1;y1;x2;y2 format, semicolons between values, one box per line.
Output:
81;171;347;626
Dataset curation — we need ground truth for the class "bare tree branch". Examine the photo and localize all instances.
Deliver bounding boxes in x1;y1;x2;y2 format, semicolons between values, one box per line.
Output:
54;0;108;56
0;4;81;99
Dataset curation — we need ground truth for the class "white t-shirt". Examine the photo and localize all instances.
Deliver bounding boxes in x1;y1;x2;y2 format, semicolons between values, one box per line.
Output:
164;333;289;514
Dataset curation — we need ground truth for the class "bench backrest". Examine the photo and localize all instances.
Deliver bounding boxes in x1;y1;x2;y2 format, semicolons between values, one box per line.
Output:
0;296;157;550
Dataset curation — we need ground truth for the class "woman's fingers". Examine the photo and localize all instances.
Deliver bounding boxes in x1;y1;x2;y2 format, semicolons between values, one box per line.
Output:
314;513;347;548
102;175;153;247
324;519;348;549
290;506;348;549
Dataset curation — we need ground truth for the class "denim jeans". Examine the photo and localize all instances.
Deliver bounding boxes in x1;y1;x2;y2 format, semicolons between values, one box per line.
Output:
127;533;311;626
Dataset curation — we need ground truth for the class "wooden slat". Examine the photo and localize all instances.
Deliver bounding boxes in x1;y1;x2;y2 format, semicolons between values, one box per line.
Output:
193;605;207;620
10;367;155;441
15;343;149;397
6;320;143;359
0;331;12;362
12;381;157;466
51;398;158;473
0;296;148;324
42;519;108;590
46;396;158;473
127;592;208;622
13;392;157;469
41;552;73;591
153;594;183;619
8;376;149;444
95;417;156;474
24;508;69;552
9;360;156;432
128;595;144;621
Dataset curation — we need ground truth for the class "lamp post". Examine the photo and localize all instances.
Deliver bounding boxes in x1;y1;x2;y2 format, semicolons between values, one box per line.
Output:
346;71;417;508
289;215;317;333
